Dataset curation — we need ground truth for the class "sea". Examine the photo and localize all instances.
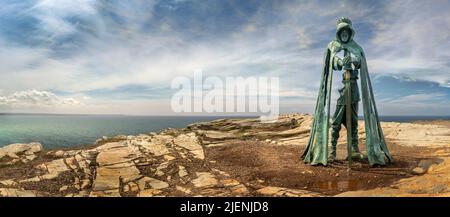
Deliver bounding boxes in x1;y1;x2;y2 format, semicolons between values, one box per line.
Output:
0;114;448;149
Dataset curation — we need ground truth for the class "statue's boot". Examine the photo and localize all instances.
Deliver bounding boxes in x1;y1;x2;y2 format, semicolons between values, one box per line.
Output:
349;140;366;160
349;118;364;159
352;142;360;153
328;142;337;163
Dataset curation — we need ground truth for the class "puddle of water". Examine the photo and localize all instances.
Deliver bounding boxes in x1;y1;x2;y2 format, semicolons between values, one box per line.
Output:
311;180;363;192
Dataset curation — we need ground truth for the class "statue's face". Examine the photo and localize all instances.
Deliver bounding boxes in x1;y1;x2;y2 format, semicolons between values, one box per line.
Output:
340;29;350;43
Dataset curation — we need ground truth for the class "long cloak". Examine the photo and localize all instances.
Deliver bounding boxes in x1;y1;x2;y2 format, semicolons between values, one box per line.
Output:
301;39;393;166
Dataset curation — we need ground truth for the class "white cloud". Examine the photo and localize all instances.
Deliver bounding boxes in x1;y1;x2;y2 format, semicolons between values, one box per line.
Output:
380;93;447;104
28;0;97;38
0;89;80;107
367;0;450;86
377;93;450;116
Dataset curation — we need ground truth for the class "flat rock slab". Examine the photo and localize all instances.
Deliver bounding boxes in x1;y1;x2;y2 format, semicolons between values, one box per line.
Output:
96;148;139;167
45;159;70;175
192;172;218;188
92;142;142;192
199;130;237;140
90;189;121;197
93;165;140;191
0;188;36;197
174;133;204;160
0;143;43;165
137;189;162;197
257;186;322;197
139;139;170;156
94;142;126;152
137;177;169;190
0;142;42;157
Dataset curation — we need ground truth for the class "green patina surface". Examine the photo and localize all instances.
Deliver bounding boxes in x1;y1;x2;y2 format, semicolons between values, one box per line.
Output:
302;17;393;166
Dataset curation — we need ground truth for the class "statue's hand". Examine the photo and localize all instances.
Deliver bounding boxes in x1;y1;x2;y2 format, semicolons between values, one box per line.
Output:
333;56;343;70
342;55;352;66
351;56;361;69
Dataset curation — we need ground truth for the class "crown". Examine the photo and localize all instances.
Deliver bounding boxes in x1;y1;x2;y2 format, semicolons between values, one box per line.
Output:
337;17;352;26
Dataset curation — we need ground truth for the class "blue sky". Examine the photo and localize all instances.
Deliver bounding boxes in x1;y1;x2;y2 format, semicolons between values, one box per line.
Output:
0;0;449;115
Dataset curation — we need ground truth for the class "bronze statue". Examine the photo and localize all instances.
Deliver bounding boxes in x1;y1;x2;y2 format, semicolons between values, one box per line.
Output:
302;17;393;166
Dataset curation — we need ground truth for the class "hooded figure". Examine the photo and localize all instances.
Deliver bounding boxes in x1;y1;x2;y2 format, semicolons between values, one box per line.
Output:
301;17;393;166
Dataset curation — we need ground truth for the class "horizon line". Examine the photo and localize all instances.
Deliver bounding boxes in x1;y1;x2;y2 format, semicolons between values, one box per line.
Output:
0;112;449;117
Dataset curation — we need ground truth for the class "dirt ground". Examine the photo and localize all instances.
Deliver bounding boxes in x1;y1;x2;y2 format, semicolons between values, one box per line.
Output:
206;140;443;196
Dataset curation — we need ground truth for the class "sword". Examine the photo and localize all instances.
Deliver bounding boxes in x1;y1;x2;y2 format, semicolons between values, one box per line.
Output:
343;48;352;167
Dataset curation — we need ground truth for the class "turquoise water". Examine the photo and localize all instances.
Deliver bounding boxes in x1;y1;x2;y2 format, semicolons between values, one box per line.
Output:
0;115;249;149
0;114;448;149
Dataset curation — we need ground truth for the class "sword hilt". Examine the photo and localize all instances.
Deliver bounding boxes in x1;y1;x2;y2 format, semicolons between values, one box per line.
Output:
343;48;353;72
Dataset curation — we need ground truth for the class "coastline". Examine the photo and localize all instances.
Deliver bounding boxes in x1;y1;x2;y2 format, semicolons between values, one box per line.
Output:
0;115;259;149
1;113;450;197
1;113;448;149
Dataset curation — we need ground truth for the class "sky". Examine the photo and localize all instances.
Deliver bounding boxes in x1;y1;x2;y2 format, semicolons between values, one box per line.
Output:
0;0;449;116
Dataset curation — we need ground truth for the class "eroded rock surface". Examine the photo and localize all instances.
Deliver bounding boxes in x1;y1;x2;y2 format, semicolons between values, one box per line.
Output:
0;142;43;165
1;114;449;197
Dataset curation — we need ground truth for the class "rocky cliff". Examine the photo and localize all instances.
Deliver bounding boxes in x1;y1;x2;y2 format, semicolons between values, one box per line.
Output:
1;114;449;197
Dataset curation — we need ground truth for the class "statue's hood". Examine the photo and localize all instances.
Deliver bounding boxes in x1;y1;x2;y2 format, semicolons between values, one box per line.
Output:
336;20;355;43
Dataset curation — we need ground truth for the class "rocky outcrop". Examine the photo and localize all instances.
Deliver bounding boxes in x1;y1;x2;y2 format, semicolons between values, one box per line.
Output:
0;114;449;197
0;142;43;165
381;122;450;147
0;188;36;197
256;186;323;197
91;142;141;196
